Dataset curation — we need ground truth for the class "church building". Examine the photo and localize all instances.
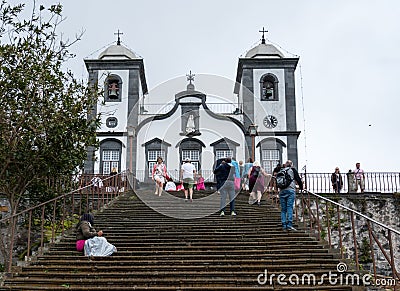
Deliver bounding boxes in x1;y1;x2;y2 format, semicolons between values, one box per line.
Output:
84;31;301;182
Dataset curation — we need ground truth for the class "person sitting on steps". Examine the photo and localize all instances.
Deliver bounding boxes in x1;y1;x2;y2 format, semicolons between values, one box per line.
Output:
76;213;116;256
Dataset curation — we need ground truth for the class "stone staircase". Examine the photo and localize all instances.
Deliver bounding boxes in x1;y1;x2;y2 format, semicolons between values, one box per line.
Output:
0;190;358;290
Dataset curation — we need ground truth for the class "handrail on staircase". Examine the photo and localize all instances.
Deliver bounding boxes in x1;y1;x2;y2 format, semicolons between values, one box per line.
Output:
0;171;131;274
293;189;400;288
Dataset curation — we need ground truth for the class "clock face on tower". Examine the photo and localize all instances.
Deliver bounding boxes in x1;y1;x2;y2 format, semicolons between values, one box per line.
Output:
263;115;278;128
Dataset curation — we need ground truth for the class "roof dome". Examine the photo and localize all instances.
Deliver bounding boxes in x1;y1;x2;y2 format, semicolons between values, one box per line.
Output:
245;42;284;59
98;44;137;60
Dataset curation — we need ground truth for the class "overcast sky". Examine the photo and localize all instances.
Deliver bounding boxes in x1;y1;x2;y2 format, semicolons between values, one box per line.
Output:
11;0;400;173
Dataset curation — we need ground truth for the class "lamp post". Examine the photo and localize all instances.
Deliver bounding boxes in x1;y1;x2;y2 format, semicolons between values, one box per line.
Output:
248;124;258;162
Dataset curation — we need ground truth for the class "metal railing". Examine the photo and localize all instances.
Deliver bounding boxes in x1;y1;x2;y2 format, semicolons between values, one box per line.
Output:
293;190;400;288
134;170;400;194
140;102;243;115
0;172;130;273
303;172;400;193
134;169;216;184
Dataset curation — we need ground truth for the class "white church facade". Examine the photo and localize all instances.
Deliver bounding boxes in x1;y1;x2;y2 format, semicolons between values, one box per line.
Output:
83;33;301;182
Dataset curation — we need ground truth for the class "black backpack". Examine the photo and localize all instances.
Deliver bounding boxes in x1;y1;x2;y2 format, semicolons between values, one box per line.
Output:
276;168;293;189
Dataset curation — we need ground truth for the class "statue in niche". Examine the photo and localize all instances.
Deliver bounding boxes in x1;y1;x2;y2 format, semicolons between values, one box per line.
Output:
185;114;196;134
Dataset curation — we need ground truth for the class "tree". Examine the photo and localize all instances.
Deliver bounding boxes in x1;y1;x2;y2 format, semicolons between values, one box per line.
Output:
0;0;100;269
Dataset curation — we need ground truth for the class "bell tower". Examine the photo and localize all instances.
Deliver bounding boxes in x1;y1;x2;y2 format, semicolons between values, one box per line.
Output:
84;31;148;174
234;28;300;170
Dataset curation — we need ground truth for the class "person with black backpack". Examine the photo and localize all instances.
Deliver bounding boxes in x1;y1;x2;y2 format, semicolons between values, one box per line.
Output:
278;160;303;231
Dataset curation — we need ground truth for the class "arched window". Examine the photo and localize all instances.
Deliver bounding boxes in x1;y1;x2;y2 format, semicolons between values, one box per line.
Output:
105;75;122;102
260;74;278;101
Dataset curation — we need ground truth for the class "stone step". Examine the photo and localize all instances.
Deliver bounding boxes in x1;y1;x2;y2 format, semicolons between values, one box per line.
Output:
43;249;332;258
49;244;324;252
0;285;353;290
1;276;355;289
32;257;339;267
9;268;344;278
21;263;339;273
53;237;319;246
0;191;354;290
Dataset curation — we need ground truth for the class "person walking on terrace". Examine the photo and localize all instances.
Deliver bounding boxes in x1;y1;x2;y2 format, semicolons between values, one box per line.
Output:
331;167;343;193
354;162;365;193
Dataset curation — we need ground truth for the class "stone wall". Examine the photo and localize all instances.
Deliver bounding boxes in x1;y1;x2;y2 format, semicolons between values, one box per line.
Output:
296;193;400;278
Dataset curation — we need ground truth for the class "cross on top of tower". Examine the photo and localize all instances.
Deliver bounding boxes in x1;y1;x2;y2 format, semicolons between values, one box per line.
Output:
186;70;195;85
259;27;268;44
114;29;123;45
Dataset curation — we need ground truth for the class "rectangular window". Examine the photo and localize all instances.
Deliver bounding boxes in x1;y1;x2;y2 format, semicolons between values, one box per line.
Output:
148;150;165;161
102;149;120;174
182;150;200;171
262;149;280;174
182;150;199;161
215;150;233;160
148;150;165;177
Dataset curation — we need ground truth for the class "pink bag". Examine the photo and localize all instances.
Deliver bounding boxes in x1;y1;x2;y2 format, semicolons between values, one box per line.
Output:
176;183;185;191
234;177;241;191
76;240;85;252
196;177;205;190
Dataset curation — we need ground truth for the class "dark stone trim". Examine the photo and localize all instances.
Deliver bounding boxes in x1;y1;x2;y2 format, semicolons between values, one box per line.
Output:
257;138;285;167
127;69;141;173
97;132;124;137
175;138;206;148
257;131;301;137
84;69;99;174
210;137;240;147
136;102;180;133
84;59;148;94
99;139;122;175
234;58;299;94
175;90;206;101
284;68;297;132
104;74;123;102
259;73;279;101
142;137;171;147
136;92;248;136
201;105;247;134
211;138;239;160
256;137;287;148
180;104;201;136
287;135;299;169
